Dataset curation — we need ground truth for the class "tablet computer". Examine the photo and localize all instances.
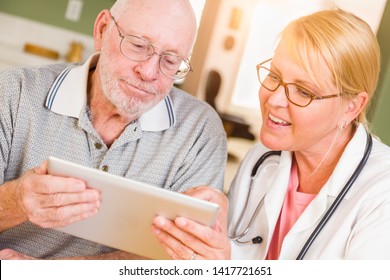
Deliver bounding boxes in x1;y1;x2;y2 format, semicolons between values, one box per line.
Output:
47;156;220;259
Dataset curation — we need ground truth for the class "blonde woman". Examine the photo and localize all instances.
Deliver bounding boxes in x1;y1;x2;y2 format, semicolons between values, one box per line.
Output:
152;8;390;259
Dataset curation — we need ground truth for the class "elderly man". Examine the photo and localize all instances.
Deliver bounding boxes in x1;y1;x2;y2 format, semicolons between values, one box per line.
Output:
0;0;226;259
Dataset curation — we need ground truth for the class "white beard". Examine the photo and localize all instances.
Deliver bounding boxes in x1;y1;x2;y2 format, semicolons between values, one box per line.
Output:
98;53;169;119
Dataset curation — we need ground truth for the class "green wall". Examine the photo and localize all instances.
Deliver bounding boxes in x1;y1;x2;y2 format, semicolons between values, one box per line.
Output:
371;1;390;145
1;0;389;144
0;0;115;36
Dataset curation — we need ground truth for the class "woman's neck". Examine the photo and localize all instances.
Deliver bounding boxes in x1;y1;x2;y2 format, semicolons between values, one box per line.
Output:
294;127;355;194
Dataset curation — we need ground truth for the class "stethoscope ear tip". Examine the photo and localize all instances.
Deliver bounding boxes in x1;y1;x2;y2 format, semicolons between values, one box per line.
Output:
252;236;263;244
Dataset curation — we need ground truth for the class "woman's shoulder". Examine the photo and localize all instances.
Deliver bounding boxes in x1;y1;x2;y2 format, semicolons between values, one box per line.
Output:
371;135;390;164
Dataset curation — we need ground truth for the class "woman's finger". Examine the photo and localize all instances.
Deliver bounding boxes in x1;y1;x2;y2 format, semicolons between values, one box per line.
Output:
151;219;196;260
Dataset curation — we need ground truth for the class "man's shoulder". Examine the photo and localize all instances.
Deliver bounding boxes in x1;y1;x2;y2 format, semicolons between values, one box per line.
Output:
2;62;70;75
169;86;223;130
1;63;72;86
0;63;75;110
169;86;218;116
169;86;204;103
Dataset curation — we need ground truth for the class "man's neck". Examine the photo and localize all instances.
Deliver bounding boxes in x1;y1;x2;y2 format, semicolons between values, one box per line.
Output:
87;69;134;147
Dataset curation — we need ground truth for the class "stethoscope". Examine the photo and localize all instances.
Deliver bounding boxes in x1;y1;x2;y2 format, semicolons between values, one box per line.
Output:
229;130;373;260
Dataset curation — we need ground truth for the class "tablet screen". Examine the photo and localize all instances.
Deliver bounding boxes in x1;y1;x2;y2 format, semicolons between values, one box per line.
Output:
47;156;219;259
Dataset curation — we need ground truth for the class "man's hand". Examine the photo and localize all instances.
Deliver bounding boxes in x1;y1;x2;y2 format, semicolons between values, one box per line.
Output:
0;160;100;231
0;249;35;260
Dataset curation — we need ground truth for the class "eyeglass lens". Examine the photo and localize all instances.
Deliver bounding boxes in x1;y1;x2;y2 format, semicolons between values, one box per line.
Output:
258;67;314;107
120;35;190;79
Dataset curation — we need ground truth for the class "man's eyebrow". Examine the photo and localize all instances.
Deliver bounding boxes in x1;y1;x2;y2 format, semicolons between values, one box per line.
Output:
128;32;183;57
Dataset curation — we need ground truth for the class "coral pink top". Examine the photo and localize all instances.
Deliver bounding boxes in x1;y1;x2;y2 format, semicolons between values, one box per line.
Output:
266;160;316;260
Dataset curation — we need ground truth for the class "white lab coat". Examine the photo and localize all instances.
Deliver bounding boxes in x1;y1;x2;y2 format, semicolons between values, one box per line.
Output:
228;125;390;259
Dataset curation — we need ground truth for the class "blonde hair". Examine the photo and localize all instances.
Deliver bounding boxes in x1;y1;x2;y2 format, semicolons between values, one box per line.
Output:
278;8;381;128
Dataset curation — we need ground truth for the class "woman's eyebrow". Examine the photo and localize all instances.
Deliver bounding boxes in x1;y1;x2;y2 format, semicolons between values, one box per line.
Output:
270;64;320;90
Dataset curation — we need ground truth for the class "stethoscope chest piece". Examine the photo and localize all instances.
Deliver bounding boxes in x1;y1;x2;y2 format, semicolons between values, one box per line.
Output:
229;151;281;245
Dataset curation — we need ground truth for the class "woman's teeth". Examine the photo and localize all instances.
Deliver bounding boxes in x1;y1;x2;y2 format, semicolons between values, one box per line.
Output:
269;114;289;125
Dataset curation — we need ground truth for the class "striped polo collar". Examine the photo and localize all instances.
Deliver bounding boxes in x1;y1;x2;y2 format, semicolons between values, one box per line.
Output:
45;52;176;132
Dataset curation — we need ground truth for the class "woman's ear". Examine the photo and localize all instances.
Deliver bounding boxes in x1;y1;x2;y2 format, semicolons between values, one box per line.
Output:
93;9;111;52
344;91;369;124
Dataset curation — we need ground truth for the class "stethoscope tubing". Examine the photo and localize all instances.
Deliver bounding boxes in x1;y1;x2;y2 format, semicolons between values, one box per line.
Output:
296;131;372;259
229;130;373;259
229;151;281;244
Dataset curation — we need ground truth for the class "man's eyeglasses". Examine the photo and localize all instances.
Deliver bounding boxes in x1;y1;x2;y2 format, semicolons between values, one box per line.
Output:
111;14;192;80
256;58;342;107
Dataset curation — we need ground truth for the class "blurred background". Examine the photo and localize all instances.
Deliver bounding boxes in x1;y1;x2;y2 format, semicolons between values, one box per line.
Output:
0;0;389;188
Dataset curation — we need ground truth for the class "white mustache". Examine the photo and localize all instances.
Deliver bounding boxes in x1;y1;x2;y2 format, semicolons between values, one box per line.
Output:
123;79;159;95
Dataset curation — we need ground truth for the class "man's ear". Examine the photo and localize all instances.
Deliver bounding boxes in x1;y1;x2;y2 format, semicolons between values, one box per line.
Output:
344;91;369;123
93;9;111;52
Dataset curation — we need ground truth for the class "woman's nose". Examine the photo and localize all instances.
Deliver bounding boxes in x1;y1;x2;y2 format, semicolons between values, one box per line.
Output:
266;84;289;107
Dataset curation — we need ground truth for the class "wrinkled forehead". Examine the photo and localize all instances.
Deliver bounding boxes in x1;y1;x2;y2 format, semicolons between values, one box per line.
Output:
114;0;197;57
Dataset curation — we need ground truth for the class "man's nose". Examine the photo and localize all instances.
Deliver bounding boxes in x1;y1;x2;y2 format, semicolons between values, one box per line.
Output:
135;53;161;81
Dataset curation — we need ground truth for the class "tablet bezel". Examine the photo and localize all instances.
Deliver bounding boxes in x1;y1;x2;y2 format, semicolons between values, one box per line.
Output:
47;156;220;259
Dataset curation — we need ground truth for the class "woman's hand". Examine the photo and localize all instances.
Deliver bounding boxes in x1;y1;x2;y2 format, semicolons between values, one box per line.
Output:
151;186;231;260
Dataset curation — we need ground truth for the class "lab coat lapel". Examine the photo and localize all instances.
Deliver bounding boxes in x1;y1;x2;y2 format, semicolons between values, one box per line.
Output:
263;151;292;244
286;125;369;237
277;189;329;259
279;125;369;258
283;188;329;236
279;159;343;255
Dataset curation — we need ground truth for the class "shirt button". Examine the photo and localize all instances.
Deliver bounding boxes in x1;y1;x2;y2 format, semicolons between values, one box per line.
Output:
94;142;102;149
102;165;109;172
